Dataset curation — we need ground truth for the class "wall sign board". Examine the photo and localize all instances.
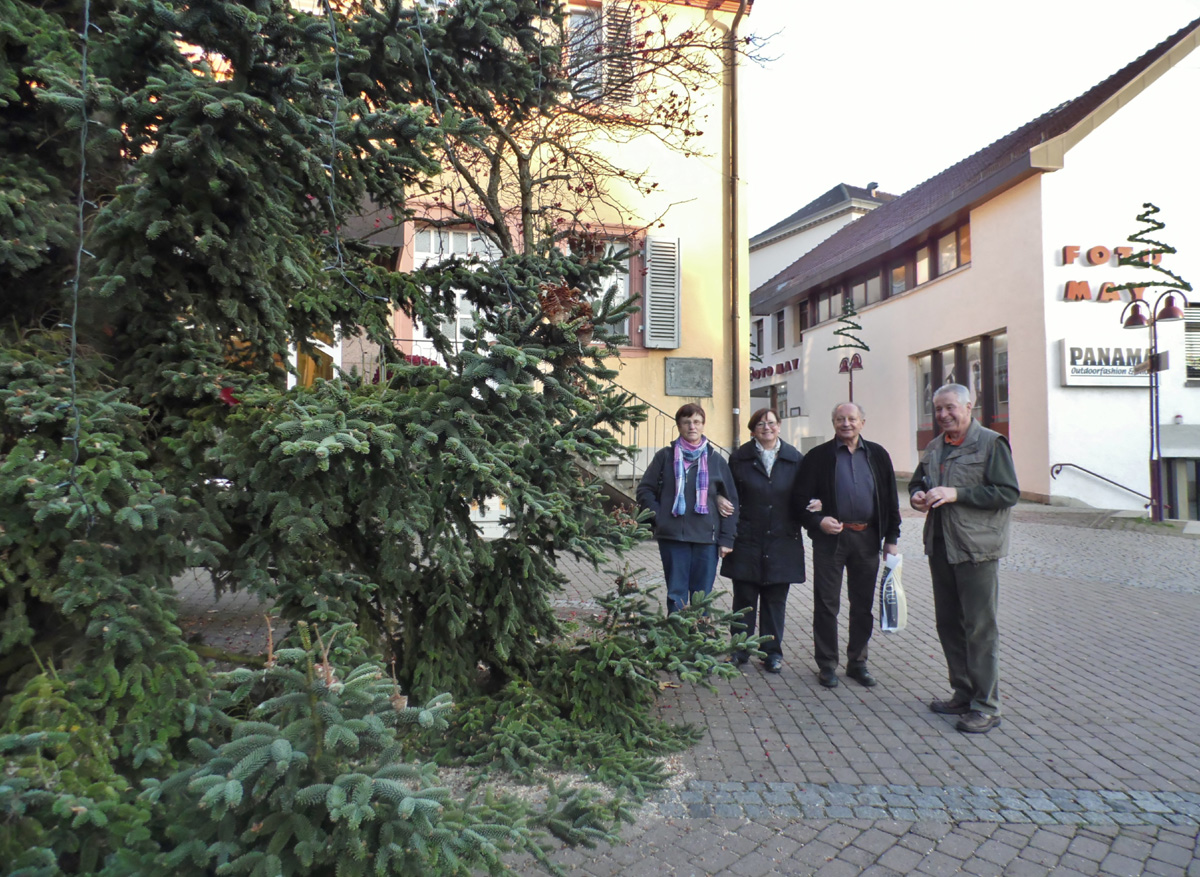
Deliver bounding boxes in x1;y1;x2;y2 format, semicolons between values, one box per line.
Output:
1059;338;1150;386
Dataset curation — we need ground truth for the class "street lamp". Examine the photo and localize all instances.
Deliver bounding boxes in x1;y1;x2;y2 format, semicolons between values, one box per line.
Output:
1119;290;1189;521
838;353;863;401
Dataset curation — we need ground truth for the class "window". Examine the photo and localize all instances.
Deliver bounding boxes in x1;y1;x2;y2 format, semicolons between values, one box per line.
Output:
851;280;867;309
992;333;1009;422
864;274;881;305
774;310;785;350
938;231;959;275
412;226;501;354
889;260;909;297
568;9;604;101
915;354;933;433
1186;306;1200;380
753;319;763;358
965;340;983;422
795;301;809;341
915;329;1008;447
567;3;634;106
915;246;931;285
936;224;970;276
769;382;788;418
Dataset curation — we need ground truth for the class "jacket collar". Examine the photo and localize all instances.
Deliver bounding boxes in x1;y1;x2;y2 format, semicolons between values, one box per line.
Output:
734;439;799;463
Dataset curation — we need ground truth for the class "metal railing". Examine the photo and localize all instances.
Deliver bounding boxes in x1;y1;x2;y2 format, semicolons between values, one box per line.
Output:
1049;463;1155;512
601;385;730;488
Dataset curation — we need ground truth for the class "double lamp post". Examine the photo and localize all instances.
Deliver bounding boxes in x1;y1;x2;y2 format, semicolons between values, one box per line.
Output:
1118;290;1190;521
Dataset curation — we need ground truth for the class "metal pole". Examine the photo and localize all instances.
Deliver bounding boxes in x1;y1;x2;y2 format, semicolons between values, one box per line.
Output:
1150;319;1163;521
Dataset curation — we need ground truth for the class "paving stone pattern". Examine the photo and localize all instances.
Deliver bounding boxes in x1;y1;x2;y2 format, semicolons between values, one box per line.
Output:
176;505;1200;875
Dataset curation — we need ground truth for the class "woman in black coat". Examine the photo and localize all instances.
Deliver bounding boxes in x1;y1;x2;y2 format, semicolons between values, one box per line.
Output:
719;407;813;673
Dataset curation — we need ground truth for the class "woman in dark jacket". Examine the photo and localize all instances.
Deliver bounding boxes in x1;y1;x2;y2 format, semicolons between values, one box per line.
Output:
719;407;812;673
637;403;739;615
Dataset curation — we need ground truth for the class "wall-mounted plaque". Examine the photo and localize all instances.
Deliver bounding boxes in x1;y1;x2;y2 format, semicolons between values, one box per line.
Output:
665;357;713;397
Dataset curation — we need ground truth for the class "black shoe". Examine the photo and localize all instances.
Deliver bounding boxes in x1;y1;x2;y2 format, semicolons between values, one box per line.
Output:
845;665;877;688
729;651;750;666
817;668;838;688
929;697;972;716
956;711;1002;734
763;655;782;674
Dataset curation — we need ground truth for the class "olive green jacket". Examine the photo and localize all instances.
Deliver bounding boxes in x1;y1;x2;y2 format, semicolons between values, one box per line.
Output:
908;420;1019;564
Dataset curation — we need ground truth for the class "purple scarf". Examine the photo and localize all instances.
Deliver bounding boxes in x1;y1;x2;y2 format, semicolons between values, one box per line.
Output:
671;437;709;516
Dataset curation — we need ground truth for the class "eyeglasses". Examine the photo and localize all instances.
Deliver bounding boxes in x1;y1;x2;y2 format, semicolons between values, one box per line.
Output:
754;421;779;430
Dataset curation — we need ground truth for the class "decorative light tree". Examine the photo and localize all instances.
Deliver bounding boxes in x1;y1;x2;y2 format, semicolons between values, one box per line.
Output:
828;297;870;401
1107;203;1193;521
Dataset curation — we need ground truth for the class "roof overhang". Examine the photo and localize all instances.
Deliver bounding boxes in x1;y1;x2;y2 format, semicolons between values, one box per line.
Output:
1030;25;1200;170
661;0;752;13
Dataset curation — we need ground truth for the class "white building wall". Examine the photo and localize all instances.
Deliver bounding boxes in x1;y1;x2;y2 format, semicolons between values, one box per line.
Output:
750;210;866;291
1039;52;1200;511
775;178;1048;493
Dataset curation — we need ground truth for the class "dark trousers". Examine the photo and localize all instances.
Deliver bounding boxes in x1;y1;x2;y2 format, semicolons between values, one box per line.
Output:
812;527;881;672
731;580;791;658
929;540;1001;715
658;539;719;614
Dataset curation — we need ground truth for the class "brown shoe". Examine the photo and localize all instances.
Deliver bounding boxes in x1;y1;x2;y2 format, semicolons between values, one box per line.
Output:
956;711;1002;734
929;697;971;716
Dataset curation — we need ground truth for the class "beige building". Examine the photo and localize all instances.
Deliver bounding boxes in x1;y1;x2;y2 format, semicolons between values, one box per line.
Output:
344;0;756;472
751;17;1200;520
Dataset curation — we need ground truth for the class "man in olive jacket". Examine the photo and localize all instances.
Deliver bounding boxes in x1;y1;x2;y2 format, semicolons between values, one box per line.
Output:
794;402;901;690
909;384;1018;735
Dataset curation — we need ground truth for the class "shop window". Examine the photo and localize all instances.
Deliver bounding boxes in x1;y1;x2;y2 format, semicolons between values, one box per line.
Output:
915;329;1007;448
992;333;1009;422
916;350;936;446
965;340;983;422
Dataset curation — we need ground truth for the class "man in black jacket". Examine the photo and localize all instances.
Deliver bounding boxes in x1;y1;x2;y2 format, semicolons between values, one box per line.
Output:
795;402;901;689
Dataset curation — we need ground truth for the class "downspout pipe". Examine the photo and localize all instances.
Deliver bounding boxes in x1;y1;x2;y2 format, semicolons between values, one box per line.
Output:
728;0;748;448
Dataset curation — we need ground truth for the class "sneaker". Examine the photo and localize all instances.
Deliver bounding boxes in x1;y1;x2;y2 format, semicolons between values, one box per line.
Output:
929;697;972;715
956;711;1002;734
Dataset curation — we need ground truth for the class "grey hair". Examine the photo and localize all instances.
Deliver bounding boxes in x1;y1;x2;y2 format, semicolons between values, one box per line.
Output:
831;401;865;421
933;383;971;405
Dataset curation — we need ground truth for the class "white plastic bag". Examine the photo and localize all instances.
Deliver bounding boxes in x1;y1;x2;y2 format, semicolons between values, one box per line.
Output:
878;553;906;632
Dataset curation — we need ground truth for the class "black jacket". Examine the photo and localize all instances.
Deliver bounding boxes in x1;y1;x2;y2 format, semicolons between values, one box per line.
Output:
637;441;738;548
794;437;901;548
719;440;806;584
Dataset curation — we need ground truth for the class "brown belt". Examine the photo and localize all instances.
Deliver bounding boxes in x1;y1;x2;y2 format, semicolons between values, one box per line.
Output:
842;522;871;532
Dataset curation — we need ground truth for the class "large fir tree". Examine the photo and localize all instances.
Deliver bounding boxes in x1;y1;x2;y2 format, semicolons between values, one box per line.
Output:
2;0;753;871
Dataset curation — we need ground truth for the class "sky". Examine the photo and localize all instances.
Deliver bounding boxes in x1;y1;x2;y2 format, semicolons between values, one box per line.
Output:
740;0;1200;236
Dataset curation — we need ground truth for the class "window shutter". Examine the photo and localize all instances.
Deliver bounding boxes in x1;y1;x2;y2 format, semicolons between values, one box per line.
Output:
604;2;635;105
644;237;680;349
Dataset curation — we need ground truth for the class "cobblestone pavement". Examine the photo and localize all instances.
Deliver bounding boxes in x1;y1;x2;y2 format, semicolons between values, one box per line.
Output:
176;505;1200;875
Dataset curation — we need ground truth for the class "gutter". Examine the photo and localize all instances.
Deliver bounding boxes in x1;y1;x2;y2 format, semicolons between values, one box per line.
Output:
728;0;748;447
